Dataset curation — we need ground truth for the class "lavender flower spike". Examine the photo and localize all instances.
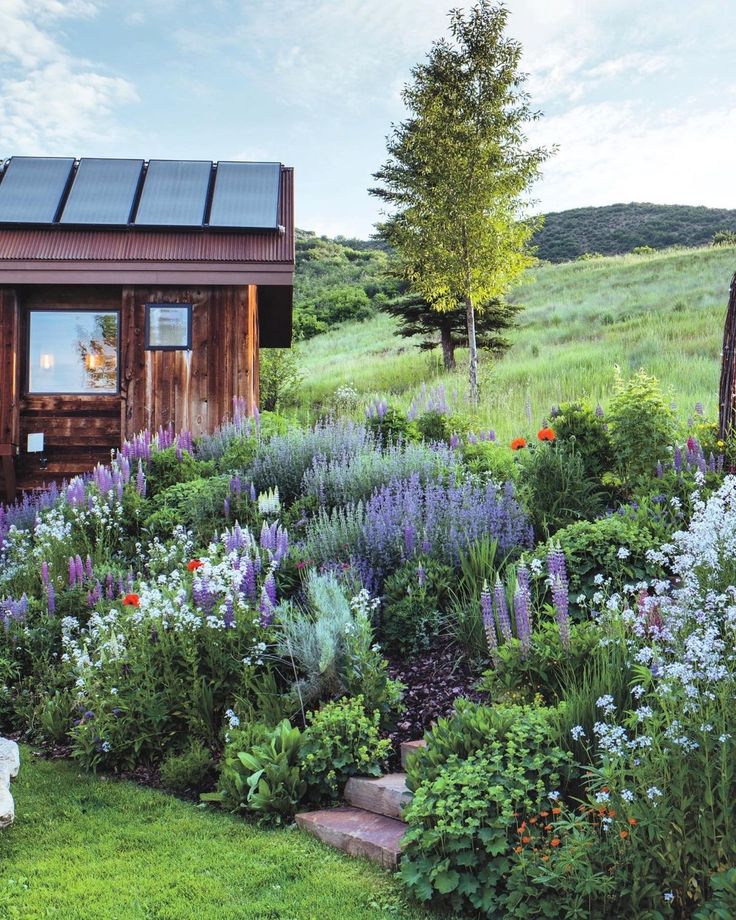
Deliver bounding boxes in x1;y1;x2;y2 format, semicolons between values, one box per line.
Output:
513;563;533;656
493;575;512;642
481;580;499;665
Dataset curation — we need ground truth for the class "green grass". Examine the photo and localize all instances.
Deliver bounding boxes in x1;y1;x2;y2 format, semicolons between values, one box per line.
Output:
295;244;736;442
0;751;429;920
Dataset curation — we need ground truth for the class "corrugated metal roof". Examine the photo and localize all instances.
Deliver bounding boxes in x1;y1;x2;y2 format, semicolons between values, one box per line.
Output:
0;167;294;266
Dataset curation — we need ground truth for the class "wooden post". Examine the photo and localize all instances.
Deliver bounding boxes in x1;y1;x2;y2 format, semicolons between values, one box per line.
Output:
719;272;736;440
0;444;16;504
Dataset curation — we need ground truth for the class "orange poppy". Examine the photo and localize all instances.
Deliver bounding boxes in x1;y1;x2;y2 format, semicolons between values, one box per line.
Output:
187;559;203;571
521;836;531;844
550;838;561;847
628;817;638;826
510;437;527;451
537;427;556;442
123;593;140;607
539;811;549;818
514;845;522;854
552;807;561;815
620;831;629;840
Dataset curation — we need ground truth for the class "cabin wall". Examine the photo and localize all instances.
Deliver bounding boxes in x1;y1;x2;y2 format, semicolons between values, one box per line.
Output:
9;283;259;492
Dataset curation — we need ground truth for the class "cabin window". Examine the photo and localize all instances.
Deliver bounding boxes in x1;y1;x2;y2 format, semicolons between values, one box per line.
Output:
145;303;192;350
27;310;119;394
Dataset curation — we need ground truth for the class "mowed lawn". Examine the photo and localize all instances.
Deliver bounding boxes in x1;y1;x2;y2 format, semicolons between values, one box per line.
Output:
0;751;429;920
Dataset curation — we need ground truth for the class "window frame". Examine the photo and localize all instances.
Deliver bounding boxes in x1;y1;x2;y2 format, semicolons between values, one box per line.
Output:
25;306;121;396
144;302;193;352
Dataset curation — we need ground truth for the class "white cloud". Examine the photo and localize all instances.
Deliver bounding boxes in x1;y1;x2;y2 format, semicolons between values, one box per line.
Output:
0;0;137;154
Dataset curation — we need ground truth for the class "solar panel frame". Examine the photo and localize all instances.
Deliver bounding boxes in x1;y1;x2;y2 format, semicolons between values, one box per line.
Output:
59;157;144;226
0;156;75;224
208;161;281;230
134;159;213;228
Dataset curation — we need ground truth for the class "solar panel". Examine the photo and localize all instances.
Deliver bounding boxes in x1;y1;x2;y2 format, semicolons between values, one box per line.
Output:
60;158;143;225
0;157;75;223
134;159;212;227
208;161;281;229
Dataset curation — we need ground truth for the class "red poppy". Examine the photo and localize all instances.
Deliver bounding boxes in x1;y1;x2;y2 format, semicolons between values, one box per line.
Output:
187;559;203;572
123;593;140;607
510;437;527;451
537;427;556;442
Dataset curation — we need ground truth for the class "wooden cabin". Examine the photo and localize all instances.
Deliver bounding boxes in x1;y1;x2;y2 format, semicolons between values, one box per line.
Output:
0;156;294;498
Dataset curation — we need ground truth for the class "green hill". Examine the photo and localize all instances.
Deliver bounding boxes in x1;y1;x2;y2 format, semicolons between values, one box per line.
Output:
293;244;736;443
533;203;736;262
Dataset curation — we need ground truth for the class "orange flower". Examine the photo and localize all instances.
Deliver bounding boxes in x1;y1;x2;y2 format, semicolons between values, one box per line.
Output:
187;559;203;572
510;437;527;451
521;836;531;844
529;817;538;824
552;807;561;815
539;811;549;818
628;817;638;826
537;427;556;442
123;593;139;607
514;845;522;854
541;855;550;862
550;838;561;847
620;831;629;840
544;824;553;831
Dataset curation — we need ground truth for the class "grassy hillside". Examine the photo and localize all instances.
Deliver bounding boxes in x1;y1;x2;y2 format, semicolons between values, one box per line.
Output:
294;244;736;443
534;203;736;262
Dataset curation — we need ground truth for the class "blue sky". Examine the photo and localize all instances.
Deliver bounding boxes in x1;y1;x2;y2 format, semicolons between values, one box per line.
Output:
1;0;735;237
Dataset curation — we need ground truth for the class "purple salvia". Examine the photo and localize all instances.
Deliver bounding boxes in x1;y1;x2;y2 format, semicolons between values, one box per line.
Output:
493;575;512;642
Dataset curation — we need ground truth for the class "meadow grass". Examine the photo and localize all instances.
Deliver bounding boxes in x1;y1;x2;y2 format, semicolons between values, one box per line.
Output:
295;244;736;442
0;751;429;920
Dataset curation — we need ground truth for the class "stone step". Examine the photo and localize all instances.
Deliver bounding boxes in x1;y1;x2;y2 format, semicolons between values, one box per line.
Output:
295;806;406;869
400;739;426;769
344;772;412;820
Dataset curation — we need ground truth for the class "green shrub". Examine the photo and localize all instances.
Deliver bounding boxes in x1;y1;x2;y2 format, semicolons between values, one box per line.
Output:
143;475;256;544
160;741;214;794
300;697;391;804
550;402;614;480
211;722;269;811
380;558;453;655
543;514;661;614
365;406;418;446
260;349;302;412
517;442;605;538
401;703;574;914
415;410;468;444
608;369;677;480
461;440;518;482
146;447;215;497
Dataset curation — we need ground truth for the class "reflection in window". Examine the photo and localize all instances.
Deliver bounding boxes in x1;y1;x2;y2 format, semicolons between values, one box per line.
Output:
28;311;119;394
145;304;192;349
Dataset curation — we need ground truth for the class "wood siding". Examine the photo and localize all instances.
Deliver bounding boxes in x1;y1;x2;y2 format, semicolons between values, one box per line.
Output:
5;283;259;493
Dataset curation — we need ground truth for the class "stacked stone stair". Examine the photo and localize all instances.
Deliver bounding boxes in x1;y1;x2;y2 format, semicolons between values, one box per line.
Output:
295;740;425;868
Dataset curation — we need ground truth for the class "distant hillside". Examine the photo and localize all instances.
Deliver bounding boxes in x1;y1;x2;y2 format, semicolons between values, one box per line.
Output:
533;203;736;262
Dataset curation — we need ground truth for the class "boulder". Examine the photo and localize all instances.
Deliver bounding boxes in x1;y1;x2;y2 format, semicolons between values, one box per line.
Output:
0;738;19;828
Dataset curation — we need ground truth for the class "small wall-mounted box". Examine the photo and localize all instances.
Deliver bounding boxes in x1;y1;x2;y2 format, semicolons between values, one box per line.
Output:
27;432;44;453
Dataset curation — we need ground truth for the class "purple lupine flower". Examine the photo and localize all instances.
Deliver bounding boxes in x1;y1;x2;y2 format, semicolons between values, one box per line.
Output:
263;570;277;607
403;523;416;557
547;546;570;651
259;589;274;627
243;558;257;599
595;403;604;418
105;573;115;600
85;556;94;580
481;581;499;665
695;401;704;416
75;555;84;585
493;575;512;642
449;433;460;450
273;527;289;565
656;460;663;478
513;564;533;656
250;481;257;502
224;497;231;518
41;561;49;587
136;461;146;497
68;557;77;588
47;582;55;615
192;577;216;614
673;445;682;473
223;597;235;629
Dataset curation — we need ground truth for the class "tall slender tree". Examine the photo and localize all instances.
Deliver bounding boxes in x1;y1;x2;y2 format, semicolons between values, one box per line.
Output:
371;2;551;405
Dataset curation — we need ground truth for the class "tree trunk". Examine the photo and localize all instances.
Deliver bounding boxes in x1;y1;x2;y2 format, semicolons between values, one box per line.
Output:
465;294;479;406
719;271;736;440
440;322;456;371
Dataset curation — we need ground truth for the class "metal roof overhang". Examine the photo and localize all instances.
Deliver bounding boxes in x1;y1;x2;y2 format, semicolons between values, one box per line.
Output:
0;260;293;285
